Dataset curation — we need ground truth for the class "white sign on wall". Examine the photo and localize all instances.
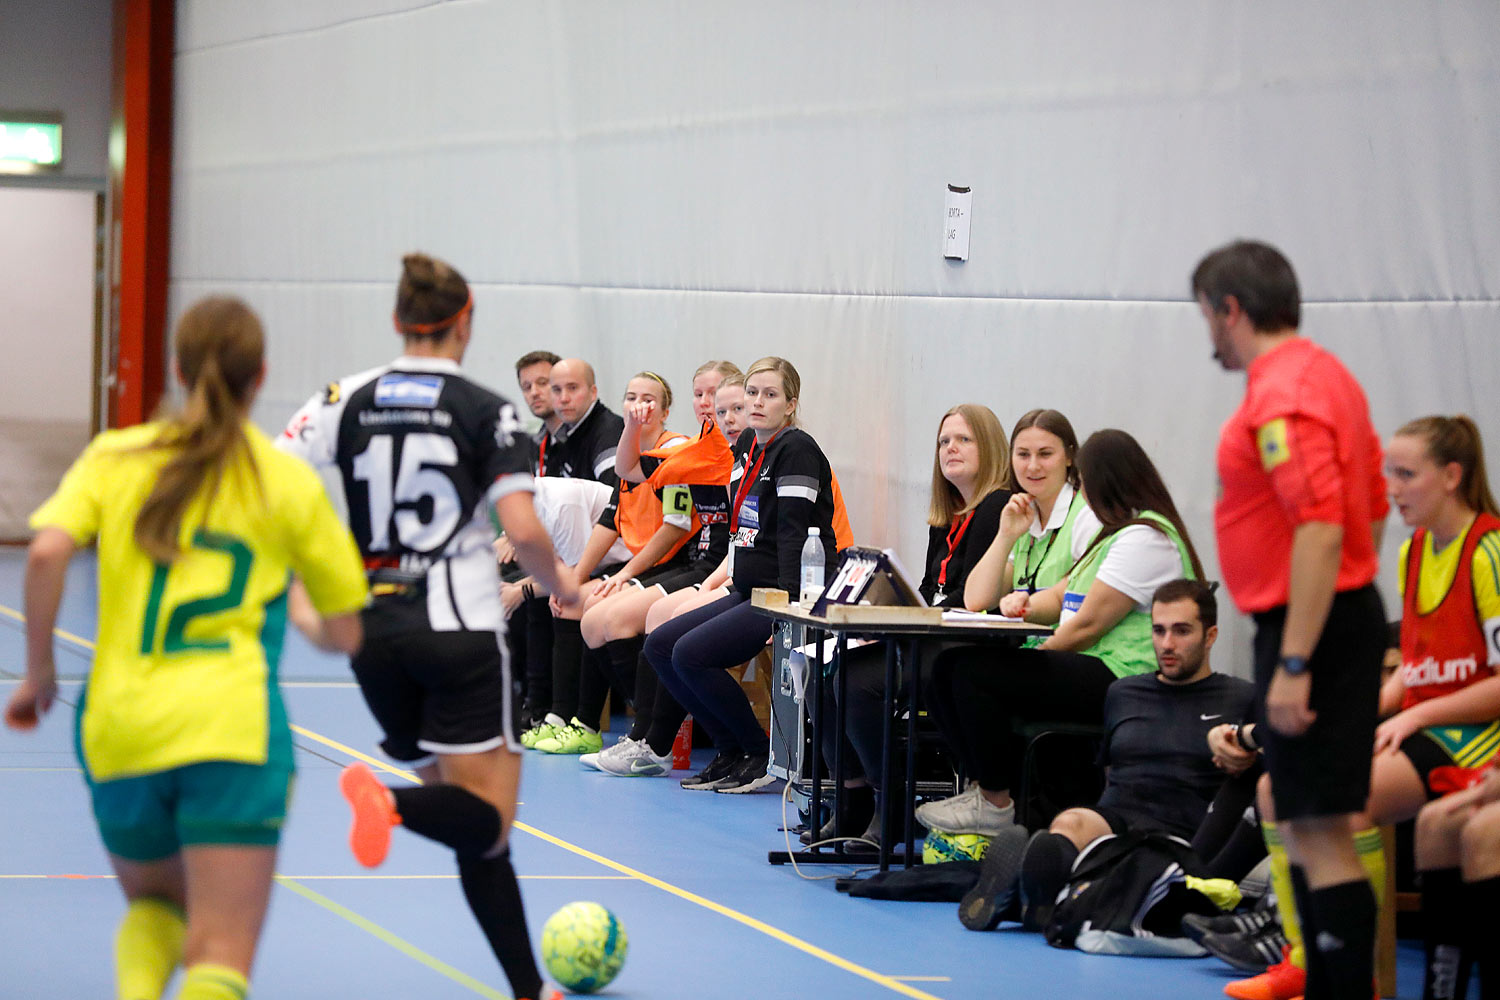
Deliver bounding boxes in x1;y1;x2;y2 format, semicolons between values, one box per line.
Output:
944;185;972;261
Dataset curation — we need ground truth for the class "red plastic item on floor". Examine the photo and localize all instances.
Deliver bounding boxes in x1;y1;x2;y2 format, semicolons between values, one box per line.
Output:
672;717;694;770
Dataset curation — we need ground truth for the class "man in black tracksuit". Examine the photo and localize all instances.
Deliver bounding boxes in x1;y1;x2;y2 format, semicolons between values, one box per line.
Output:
961;578;1256;931
547;358;624;488
528;357;627;742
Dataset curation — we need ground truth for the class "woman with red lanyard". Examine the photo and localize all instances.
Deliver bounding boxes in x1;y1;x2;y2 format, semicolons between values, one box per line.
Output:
1235;414;1500;1000
632;357;838;793
525;372;694;754
802;404;1013;845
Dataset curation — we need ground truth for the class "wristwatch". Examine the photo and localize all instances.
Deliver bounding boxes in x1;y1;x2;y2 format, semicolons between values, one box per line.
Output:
1278;655;1310;676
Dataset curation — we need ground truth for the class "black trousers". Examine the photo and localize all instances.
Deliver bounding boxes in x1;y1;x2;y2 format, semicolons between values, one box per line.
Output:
926;644;1116;793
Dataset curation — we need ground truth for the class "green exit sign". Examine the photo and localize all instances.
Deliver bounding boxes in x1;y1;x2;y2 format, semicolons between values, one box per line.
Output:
0;116;63;173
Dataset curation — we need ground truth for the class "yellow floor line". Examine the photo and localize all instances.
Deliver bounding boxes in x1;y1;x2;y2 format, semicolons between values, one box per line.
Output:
892;976;953;982
9;604;944;1000
2;873;632;881
0;605;94;651
298;726;943;1000
274;876;509;1000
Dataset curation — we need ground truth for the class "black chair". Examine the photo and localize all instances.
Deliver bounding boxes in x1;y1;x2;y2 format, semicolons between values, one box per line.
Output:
1013;720;1105;829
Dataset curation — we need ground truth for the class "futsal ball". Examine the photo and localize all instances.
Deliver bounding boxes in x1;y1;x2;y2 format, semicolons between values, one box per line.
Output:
540;901;628;994
922;830;990;865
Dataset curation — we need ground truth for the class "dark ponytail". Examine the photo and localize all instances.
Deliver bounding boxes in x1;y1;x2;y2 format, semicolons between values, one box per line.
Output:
134;297;264;563
1071;429;1205;580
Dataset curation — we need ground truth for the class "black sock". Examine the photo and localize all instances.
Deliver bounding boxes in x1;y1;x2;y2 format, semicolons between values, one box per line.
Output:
644;686;691;757
1305;878;1377;1000
391;784;502;856
1019;832;1078;926
548;617;583;721
1467;875;1500;1000
627;648;660;741
523;596;554;711
575;644;612;731
1290;866;1329;999
1422;868;1471;1000
458;848;544;1000
604;636;645;706
832;785;876;837
1203;813;1269;884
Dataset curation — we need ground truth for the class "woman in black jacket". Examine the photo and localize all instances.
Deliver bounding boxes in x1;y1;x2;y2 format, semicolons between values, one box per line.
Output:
808;403;1013;844
639;357;837;793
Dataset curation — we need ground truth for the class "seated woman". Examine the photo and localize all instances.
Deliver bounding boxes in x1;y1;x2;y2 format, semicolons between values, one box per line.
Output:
574;361;741;770
1226;414;1500;1000
598;371;858;780
632;357;839;793
804;403;1013;843
918;428;1205;837
1412;762;1499;1000
962;408;1088;614
523;372;694;753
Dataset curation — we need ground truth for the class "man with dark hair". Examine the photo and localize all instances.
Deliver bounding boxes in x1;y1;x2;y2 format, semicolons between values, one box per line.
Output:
960;579;1254;932
514;350;563;475
505;350;564;730
1196;239;1389;1000
1191;240;1302;337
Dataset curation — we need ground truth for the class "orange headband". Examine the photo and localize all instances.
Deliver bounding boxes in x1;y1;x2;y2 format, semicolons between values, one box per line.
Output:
393;291;473;337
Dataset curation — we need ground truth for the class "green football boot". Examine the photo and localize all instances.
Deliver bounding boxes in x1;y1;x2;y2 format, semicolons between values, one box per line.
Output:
533;718;603;755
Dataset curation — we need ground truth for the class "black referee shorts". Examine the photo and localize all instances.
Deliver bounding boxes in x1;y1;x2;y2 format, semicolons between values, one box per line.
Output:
1252;584;1386;821
350;627;515;762
644;562;712;595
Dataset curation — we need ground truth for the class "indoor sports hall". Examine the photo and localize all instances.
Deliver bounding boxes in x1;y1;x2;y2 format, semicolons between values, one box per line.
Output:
1;549;1436;999
3;2;1498;999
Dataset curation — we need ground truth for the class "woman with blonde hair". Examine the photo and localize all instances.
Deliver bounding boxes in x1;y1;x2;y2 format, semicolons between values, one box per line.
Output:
576;362;745;772
625;357;838;792
527;370;698;754
804;403;1015;844
7;297;368;1000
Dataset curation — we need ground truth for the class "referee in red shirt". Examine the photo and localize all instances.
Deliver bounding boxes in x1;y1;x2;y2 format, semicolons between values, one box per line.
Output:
1193;241;1389;1000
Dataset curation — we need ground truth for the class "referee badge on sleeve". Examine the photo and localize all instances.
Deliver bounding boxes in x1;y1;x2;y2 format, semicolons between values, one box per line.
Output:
1256;418;1291;472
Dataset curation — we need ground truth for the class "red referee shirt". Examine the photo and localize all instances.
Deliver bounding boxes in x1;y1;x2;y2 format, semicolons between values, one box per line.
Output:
1215;336;1388;614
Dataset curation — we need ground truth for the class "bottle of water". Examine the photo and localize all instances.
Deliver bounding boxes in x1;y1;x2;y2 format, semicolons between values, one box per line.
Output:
799;527;825;605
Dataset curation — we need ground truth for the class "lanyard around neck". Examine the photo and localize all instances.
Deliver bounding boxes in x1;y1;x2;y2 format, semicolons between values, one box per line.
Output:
937;511;976;588
1017;490;1078;591
730;428;783;532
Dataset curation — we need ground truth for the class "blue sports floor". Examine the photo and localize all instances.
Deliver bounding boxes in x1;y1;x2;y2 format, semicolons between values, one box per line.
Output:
0;548;1432;999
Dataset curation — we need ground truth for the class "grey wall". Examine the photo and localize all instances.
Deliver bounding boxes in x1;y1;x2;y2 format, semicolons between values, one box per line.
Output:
168;1;1500;678
0;0;113;186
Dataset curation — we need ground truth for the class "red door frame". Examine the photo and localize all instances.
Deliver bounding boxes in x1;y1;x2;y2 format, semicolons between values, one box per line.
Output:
108;0;174;428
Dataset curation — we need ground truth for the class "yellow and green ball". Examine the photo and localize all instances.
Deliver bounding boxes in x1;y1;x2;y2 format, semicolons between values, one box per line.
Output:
540;901;628;994
922;830;991;865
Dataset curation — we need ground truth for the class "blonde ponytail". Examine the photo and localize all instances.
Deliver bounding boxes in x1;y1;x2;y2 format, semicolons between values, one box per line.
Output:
135;298;265;562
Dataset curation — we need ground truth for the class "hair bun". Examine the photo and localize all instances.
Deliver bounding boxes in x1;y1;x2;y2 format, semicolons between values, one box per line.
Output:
401;253;439;292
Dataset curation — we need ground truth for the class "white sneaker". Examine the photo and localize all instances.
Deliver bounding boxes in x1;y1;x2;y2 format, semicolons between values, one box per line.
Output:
596;740;671;777
582;737;641;771
914;786;1016;836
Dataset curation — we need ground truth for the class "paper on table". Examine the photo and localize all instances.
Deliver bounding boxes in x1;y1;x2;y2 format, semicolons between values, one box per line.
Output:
941;609;1024;623
793;636;877;666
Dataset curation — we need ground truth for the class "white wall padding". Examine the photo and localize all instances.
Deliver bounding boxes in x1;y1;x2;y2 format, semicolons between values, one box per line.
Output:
170;0;1500;677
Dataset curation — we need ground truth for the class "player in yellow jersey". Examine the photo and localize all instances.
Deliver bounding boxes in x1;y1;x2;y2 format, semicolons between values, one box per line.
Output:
5;297;368;1000
1381;415;1500;1000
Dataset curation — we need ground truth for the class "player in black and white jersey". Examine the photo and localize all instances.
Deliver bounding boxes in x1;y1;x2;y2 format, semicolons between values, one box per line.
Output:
280;253;573;1000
